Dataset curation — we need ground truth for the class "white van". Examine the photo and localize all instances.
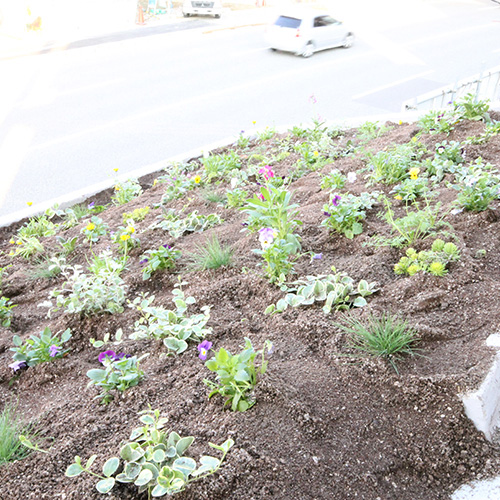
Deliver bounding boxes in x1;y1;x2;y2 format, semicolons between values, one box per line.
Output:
182;0;223;18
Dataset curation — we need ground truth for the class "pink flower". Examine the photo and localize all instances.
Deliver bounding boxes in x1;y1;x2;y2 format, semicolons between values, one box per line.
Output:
258;166;275;180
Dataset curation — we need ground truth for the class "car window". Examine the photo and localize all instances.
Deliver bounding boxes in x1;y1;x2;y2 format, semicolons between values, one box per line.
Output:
274;16;301;29
313;16;338;28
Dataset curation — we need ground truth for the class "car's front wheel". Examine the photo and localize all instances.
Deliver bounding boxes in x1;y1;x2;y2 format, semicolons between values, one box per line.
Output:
342;33;354;48
301;41;314;58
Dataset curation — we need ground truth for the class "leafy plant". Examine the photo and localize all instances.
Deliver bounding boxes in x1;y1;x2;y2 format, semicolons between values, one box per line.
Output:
140;244;181;280
202;150;241;183
10;327;71;367
130;282;212;355
0;296;16;327
225;186;249;208
112;179;143;206
65;408;233;496
391;176;431;203
55;235;78;256
81;216;108;244
112;222;140;255
17;214;57;239
450;157;500;212
320;168;347;190
321;192;380;239
87;353;147;404
9;236;44;259
453;93;491;122
356;120;392;143
366;141;426;185
49;252;127;316
336;312;420;373
417;110;455;135
188;234;233;271
394;239;460;276
256;126;277;142
204;338;272;411
265;267;378;315
153;209;222;239
368;198;452;248
122;206;150;223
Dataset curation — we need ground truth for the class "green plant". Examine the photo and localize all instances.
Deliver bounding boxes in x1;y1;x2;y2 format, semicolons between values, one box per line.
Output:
391;176;431;203
0;264;11;292
140;244;181;280
366;141;426;185
55;235;78;256
204;338;272;411
256;126;277;142
320;169;347;190
394;239;460;276
17;214;57;239
241;184;302;236
368;198;452;248
235;130;251;148
0;296;16;327
123;206;150;223
81;216;108;244
9;236;44;259
417;110;455;135
201;151;241;183
265;267;378;315
112;222;140;255
27;256;63;280
225;186;249;208
10;327;71;367
112;179;143;205
336;312;420;373
0;401;39;465
450;158;500;212
130;283;212;355
153;209;223;239
188;234;233;271
65;408;233;496
321;192;379;239
87;353;147;404
453;93;491;122
49;252;127;316
356;120;392;143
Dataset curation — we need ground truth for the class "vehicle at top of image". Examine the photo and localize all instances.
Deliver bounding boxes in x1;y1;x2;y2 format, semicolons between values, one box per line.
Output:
182;0;223;18
265;9;354;58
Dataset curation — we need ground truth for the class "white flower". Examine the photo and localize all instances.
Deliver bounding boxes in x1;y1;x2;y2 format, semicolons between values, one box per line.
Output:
347;172;357;183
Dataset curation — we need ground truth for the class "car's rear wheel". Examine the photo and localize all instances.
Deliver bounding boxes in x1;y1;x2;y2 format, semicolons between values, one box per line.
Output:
343;33;354;48
214;14;221;18
301;41;314;58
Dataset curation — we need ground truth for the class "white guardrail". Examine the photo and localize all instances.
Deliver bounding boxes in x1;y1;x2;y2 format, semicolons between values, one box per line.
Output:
402;65;500;112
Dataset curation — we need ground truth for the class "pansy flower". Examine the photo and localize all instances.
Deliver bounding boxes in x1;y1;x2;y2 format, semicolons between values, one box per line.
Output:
98;350;117;364
9;360;28;372
49;345;62;357
197;340;213;361
258;228;278;249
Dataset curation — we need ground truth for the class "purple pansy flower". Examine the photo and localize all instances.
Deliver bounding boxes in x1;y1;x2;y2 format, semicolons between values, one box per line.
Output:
140;258;148;265
332;195;341;207
258;227;278;249
323;211;331;217
9;360;28;372
197;340;213;361
98;350;117;364
49;345;61;357
88;201;95;209
162;244;171;249
312;253;323;260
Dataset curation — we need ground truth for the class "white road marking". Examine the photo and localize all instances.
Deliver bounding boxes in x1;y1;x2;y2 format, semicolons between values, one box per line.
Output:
351;70;434;100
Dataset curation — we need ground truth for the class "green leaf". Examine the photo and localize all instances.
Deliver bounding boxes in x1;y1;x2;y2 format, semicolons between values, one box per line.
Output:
199;455;220;469
61;328;72;343
139;414;155;425
151;484;169;497
175;436;194;456
12;335;22;347
352;296;367;308
134;468;153;486
173;457;197;477
152;449;166;463
96;477;115;494
86;369;106;382
234;369;250;382
124;462;141;479
85;455;97;469
65;463;84;477
103;456;120;477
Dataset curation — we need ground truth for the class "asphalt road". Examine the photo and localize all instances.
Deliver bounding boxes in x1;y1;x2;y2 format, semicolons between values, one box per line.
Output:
1;0;499;224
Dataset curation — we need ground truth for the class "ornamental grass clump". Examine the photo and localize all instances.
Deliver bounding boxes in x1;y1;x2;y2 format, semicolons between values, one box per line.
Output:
203;338;272;412
188;234;233;271
65;408;233;496
336;312;420;373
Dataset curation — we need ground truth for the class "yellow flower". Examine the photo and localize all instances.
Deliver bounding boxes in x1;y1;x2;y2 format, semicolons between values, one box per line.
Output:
313;151;319;157
9;251;14;256
86;223;95;231
153;179;158;186
26;202;33;206
113;168;119;172
194;175;201;184
16;241;22;245
252;120;256;125
409;167;420;180
120;234;130;241
394;195;402;200
126;226;135;234
114;186;121;191
398;120;403;125
9;239;15;244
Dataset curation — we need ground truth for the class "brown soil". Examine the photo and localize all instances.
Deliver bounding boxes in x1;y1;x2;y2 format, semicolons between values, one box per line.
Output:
1;116;500;500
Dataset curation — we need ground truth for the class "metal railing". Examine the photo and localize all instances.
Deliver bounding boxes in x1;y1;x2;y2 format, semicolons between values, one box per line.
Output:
402;65;500;112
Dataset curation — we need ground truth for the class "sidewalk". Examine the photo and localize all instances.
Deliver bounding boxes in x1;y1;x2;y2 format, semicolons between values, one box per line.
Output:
0;0;275;60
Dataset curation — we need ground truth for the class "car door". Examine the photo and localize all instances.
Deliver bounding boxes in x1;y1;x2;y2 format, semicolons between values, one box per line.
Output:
312;15;344;49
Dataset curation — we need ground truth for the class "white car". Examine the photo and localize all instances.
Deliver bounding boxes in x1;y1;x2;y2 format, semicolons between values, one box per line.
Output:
266;10;354;58
182;0;223;18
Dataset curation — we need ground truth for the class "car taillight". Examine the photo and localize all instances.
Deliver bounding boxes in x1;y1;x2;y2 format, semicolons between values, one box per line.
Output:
295;28;301;37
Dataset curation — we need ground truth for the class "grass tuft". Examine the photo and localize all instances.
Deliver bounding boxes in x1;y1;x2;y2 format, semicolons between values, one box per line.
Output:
337;312;420;373
0;402;35;465
189;234;233;271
